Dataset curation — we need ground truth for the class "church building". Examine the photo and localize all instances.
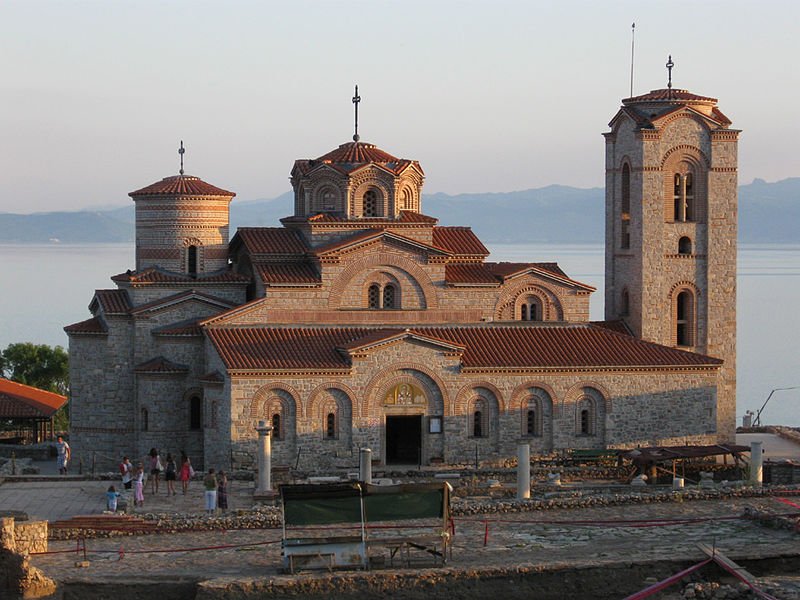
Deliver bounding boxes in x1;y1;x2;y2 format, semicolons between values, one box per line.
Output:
65;79;739;470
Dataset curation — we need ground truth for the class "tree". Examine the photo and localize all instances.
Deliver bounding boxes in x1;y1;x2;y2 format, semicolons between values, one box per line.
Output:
1;343;70;432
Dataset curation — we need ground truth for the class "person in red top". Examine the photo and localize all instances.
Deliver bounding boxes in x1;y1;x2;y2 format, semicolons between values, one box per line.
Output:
179;452;193;495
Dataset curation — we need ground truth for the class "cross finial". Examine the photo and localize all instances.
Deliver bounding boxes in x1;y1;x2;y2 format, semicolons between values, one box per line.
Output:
352;85;361;142
666;55;674;91
178;140;186;175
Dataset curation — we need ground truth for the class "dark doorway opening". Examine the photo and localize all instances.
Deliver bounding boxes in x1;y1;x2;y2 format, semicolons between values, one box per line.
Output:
385;415;422;465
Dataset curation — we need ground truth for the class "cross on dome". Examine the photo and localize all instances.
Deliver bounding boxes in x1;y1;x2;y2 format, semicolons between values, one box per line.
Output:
352;85;361;142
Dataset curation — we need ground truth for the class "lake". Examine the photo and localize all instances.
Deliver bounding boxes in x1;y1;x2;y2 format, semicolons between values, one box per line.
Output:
1;243;798;426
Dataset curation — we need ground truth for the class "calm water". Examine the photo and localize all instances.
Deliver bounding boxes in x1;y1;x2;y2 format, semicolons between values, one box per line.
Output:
1;243;798;426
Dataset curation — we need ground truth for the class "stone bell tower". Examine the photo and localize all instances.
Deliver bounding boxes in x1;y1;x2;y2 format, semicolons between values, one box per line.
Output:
603;59;739;441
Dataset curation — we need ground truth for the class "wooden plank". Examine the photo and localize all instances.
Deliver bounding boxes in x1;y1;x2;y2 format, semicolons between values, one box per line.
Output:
697;543;757;584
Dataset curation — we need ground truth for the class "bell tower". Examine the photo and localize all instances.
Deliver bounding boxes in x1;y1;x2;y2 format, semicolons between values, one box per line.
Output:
604;61;740;441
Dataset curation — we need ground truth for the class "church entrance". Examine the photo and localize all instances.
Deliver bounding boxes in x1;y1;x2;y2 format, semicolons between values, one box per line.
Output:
385;415;422;465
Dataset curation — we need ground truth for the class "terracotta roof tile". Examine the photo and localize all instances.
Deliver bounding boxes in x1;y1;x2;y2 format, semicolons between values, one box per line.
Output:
487;262;567;279
292;142;422;177
129;175;235;197
152;319;204;337
199;371;225;384
282;211;438;225
64;316;108;335
207;325;722;371
255;262;320;285
0;379;67;418
623;89;717;104
590;320;632;335
313;230;449;257
432;227;489;256
233;228;308;255
444;264;499;285
91;289;132;315
134;357;190;374
111;267;249;285
130;290;235;315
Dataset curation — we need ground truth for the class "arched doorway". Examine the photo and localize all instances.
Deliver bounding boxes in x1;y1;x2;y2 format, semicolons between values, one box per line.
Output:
381;381;434;465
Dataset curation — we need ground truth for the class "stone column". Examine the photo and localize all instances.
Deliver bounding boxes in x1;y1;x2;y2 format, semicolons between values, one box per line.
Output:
255;420;273;494
0;518;16;553
359;448;372;484
750;441;763;486
517;443;531;500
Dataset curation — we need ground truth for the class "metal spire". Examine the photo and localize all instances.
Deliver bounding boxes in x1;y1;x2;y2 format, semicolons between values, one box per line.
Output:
629;23;636;97
666;55;674;98
178;140;186;175
352;85;361;142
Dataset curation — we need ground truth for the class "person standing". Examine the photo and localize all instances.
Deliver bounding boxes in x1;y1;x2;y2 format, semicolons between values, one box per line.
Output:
217;470;228;512
148;448;162;494
133;463;145;507
164;453;177;496
179;454;193;495
120;456;133;490
203;468;218;516
106;485;120;512
55;436;70;475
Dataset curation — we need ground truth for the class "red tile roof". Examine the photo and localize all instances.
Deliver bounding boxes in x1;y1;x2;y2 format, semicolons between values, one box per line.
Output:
199;371;225;384
282;211;438;225
232;228;308;255
152;319;204;337
64;316;108;335
590;320;633;335
313;230;450;258
134;357;190;374
207;325;722;372
623;89;717;104
293;141;423;177
432;227;489;256
0;379;67;418
129;175;235;197
91;289;132;315
444;264;499;286
255;262;320;285
130;290;235;315
488;262;567;279
111;268;249;285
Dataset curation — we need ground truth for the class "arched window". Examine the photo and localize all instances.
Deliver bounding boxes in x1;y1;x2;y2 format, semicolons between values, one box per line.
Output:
368;284;380;309
141;407;149;432
673;172;695;222
620;289;630;317
189;396;202;430
383;284;396;309
526;408;536;436
678;236;692;255
580;409;590;435
187;245;198;275
272;413;281;440
519;296;542;321
473;410;483;438
325;412;337;439
321;188;337;211
676;290;694;346
621;163;631;214
363;189;379;217
401;188;414;211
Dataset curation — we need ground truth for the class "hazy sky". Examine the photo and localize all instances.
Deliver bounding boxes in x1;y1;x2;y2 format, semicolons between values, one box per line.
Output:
2;1;798;213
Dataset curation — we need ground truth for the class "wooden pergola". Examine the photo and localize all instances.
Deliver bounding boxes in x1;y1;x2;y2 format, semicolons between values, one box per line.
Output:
0;378;67;444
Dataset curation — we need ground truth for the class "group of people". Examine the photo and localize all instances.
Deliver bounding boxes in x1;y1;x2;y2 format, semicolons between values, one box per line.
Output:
110;448;228;514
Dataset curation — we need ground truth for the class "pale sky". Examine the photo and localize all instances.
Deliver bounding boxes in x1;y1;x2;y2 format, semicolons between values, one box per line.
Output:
1;0;798;213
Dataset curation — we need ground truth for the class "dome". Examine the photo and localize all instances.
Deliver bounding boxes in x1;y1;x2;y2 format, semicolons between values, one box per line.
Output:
129;175;235;197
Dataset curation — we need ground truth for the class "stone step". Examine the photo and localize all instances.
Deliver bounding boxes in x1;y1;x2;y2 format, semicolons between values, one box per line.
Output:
50;514;160;534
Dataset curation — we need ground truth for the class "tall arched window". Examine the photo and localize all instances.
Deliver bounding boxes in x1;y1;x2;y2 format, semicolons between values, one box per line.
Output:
526;407;537;437
187;245;198;275
401;188;414;211
141;407;149;432
321;189;337;211
383;284;396;309
519;296;542;321
272;413;281;440
676;290;694;346
368;284;380;309
620;289;630;317
580;409;590;435
621;163;631;249
189;396;202;430
473;410;483;438
325;412;337;439
673;172;695;222
363;189;379;217
678;236;692;255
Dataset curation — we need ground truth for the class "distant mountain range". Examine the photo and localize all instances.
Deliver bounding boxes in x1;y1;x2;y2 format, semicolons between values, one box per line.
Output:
1;178;798;244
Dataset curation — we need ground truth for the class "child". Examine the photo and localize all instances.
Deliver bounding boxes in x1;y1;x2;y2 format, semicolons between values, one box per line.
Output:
133;463;145;507
164;453;177;496
217;470;228;512
106;485;120;512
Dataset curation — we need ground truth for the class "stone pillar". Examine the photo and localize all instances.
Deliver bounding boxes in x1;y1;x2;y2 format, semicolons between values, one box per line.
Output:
0;518;16;553
359;448;372;484
517;443;531;500
255;420;273;493
750;441;763;486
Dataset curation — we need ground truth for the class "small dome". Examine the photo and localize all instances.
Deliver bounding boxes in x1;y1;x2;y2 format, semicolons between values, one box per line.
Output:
316;141;401;165
129;174;235;197
623;88;717;105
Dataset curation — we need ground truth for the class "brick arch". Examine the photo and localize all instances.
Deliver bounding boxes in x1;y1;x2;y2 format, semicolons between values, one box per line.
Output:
669;280;701;298
510;382;558;416
182;237;203;247
307;382;359;419
660;144;710;170
250;382;303;419
328;253;438;309
494;282;564;321
363;363;449;418
351;173;394;216
564;382;612;414
453;382;506;416
658;111;715;135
